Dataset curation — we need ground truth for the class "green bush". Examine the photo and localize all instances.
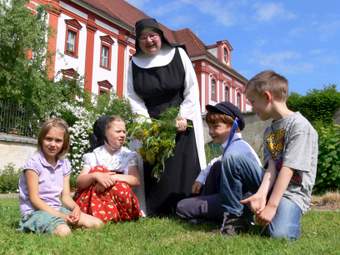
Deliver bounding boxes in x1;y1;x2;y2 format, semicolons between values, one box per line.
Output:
0;164;20;193
313;124;340;194
287;85;340;124
205;142;222;163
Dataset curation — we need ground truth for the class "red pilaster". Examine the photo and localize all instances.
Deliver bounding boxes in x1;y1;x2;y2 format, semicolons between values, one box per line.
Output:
84;15;97;93
116;32;128;97
46;0;60;80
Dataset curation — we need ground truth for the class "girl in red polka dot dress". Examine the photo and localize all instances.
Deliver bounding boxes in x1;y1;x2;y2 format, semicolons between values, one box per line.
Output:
75;116;142;223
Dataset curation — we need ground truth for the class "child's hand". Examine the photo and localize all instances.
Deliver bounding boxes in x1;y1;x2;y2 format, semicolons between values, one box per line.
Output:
191;181;202;194
255;204;277;226
240;193;266;214
94;182;106;193
94;172;116;189
67;206;81;224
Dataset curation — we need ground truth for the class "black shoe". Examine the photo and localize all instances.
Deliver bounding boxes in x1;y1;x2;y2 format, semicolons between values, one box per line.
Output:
220;212;250;236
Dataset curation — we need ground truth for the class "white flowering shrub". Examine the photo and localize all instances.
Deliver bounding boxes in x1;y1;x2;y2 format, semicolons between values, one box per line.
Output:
54;94;134;175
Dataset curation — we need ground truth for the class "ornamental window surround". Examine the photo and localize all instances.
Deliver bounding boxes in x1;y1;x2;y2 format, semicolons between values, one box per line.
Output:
64;19;82;58
99;35;114;70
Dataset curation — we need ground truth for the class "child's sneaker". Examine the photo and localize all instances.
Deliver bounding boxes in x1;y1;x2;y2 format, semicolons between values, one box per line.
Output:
220;212;250;236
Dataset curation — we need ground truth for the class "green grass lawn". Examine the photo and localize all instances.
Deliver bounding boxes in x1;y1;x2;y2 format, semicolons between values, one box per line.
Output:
1;198;339;255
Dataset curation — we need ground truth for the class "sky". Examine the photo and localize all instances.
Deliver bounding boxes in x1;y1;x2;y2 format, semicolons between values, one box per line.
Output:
126;0;340;95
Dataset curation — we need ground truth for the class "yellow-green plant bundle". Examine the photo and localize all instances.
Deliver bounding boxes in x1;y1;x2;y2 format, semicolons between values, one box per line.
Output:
129;107;179;180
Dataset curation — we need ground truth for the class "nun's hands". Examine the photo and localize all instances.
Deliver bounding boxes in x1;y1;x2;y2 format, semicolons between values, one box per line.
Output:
176;117;187;132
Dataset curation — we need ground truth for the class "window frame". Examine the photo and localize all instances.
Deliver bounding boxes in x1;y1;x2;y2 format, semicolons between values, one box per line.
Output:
237;92;242;110
97;80;113;95
210;77;217;101
99;35;114;70
64;19;82;58
224;85;229;102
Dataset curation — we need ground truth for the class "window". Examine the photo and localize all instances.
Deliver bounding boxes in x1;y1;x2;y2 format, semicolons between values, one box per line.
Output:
64;19;82;58
61;68;78;80
225;86;229;102
100;45;109;68
99;35;114;70
237;92;242;110
66;30;76;53
224;47;228;63
211;78;217;101
98;80;112;95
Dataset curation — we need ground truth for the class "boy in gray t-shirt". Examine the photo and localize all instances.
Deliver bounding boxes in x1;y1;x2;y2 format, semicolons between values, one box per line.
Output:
239;70;318;240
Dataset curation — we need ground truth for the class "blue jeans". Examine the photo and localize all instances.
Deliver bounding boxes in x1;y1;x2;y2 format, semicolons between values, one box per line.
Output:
220;153;302;239
219;153;263;217
268;196;302;240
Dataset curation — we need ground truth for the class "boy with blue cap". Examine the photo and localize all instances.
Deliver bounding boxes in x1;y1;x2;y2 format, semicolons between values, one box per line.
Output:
176;101;263;233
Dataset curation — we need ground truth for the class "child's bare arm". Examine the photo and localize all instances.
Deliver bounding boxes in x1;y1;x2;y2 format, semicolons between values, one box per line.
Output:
257;159;277;197
61;175;77;209
61;175;81;224
25;170;67;219
241;159;277;213
112;166;141;187
256;166;294;225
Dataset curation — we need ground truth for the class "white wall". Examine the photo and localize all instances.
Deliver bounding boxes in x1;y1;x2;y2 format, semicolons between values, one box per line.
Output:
54;13;87;81
0;136;37;171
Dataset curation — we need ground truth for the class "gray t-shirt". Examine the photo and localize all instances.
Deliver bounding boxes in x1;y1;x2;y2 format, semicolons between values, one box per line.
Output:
263;112;318;213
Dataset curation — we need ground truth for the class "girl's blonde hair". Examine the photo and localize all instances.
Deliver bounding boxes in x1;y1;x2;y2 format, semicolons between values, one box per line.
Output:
38;118;70;159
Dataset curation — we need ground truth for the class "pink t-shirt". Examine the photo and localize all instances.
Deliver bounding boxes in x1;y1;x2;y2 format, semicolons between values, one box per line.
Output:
18;152;71;216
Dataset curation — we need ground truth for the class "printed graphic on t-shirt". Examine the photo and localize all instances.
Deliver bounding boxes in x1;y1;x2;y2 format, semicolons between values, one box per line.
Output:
265;128;302;185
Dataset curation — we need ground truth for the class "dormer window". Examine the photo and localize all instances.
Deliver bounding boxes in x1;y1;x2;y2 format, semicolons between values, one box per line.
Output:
224;47;228;63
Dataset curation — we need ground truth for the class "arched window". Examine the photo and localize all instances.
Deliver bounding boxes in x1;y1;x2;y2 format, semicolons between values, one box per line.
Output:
237;92;242;110
211;78;217;101
224;86;229;102
224;47;228;63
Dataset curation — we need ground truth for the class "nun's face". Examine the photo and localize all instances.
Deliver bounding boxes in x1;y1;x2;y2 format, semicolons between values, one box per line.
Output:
138;29;162;55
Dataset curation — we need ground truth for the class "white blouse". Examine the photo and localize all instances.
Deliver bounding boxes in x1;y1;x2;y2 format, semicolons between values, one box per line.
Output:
82;146;138;175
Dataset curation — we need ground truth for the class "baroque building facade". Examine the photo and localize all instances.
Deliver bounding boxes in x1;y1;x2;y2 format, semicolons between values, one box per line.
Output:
28;0;252;112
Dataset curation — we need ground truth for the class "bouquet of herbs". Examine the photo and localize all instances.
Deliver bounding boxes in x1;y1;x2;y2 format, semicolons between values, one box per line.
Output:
129;107;179;180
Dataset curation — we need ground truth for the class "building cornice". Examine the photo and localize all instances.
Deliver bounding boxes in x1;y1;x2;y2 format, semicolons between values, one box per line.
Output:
68;0;134;33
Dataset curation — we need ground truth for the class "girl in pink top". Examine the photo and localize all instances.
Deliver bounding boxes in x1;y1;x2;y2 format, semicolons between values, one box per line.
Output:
18;118;103;236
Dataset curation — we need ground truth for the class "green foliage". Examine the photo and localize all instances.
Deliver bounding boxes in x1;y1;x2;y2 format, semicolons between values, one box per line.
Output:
205;142;222;163
129;107;178;180
313;124;340;194
287;85;340;124
0;0;85;135
0;164;20;193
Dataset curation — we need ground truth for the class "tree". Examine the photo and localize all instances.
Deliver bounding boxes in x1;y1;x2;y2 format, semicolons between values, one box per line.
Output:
0;0;82;135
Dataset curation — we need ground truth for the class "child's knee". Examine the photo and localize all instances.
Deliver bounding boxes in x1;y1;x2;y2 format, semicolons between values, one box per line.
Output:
53;224;72;237
81;213;103;229
92;218;104;229
268;224;300;240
